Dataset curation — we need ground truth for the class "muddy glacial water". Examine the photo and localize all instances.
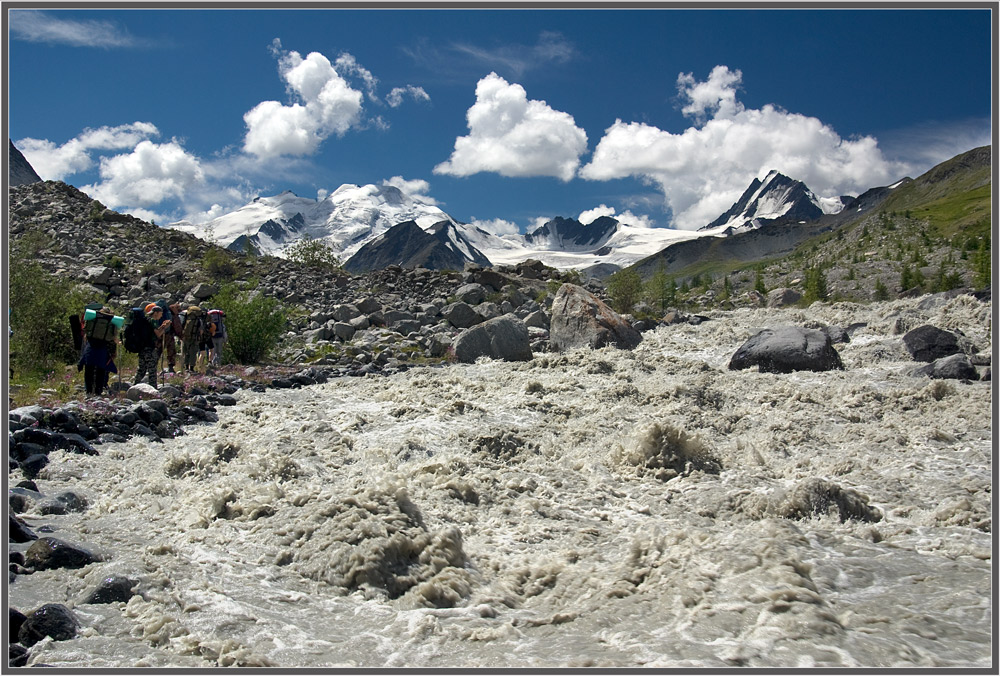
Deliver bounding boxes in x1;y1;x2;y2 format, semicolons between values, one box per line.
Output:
8;295;993;668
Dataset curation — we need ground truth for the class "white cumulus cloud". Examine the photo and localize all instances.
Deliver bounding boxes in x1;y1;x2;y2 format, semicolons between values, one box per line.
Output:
434;72;588;182
82;139;206;209
677;65;744;123
382;176;439;205
17;122;160;180
243;44;364;158
581;65;908;230
335;53;380;102
578;204;654;229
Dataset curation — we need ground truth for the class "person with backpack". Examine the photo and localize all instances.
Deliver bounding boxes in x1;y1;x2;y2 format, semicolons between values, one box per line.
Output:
207;309;227;366
168;302;184;369
155;299;180;374
134;304;172;388
182;305;206;372
77;306;118;397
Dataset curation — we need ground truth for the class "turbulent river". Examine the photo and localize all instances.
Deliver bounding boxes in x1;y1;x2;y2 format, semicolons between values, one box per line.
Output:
8;295;993;668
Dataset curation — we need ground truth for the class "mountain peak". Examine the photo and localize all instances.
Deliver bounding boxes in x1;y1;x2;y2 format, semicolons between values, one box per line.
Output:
9;140;42;187
524;215;620;251
701;171;842;234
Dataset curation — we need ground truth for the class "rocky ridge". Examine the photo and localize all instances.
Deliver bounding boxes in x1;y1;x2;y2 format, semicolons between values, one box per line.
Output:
9;181;641;372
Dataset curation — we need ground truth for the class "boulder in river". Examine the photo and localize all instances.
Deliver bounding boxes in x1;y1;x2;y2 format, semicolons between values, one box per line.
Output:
728;326;844;373
549;284;641;351
18;604;79;647
902;324;963;362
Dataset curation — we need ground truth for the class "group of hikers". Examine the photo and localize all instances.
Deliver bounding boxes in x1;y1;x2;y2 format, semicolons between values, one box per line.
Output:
75;301;228;397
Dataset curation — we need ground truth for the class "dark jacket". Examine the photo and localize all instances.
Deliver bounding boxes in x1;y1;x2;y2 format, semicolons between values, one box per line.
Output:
133;314;157;351
78;338;118;373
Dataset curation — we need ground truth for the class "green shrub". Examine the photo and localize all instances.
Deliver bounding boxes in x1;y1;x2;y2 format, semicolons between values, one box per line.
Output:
873;278;890;301
644;263;676;312
561;268;582;285
900;264;924;291
9;234;94;374
103;254;125;270
972;236;991;289
211;282;286;365
202;248;238;280
285;235;341;271
754;268;767;295
88;200;106;222
802;267;829;304
606;268;643;313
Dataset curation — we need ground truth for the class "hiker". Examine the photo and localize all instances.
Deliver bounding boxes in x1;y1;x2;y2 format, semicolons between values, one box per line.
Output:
207;309;227;366
77;306;118;397
134;304;172;388
71;302;104;361
182;305;206;372
156;299;180;374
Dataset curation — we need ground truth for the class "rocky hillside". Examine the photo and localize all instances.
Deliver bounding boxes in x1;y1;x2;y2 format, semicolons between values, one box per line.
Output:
7;181;599;370
633;146;991;309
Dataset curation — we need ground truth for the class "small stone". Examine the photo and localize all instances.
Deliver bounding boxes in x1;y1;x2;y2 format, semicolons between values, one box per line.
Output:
83;576;138;604
25;537;99;571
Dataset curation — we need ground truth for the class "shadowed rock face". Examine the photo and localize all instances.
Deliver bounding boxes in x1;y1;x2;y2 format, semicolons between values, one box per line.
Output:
9;140;42;187
344;220;491;273
728;326;844;373
549;284;642;352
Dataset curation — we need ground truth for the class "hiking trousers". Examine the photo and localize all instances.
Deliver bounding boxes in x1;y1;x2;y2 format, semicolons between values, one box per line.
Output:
211;336;225;365
183;338;199;370
84;365;110;396
135;347;159;388
163;335;177;369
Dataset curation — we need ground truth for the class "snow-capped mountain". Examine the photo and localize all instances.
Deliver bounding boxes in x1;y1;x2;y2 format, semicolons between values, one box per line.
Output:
167;170;857;274
522;216;620;251
700;170;849;235
480;217;724;272
168;183;456;262
344;219;492;273
169;182;725;272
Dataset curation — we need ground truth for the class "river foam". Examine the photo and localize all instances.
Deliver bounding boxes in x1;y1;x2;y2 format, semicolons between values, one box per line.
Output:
9;295;992;668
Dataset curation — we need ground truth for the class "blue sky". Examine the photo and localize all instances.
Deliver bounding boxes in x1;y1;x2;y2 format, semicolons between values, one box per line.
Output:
7;6;993;234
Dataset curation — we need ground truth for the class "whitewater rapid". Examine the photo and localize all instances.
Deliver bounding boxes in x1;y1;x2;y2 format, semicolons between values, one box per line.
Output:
9;295;993;668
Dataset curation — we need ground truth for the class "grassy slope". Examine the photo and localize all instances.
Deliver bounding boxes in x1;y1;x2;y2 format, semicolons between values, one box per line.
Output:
629;147;991;300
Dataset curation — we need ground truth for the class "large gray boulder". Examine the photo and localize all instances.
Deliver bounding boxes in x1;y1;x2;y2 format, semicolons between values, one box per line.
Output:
903;324;962;362
443;302;482;329
18;604;79;647
453;314;532;363
766;287;802;308
190;282;218;300
728;326;844;373
549;284;641;351
333;304;362;322
912;353;979;380
454;283;488;305
83;266;116;286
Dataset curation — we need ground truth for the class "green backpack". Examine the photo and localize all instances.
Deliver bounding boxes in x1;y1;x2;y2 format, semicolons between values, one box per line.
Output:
84;309;118;343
